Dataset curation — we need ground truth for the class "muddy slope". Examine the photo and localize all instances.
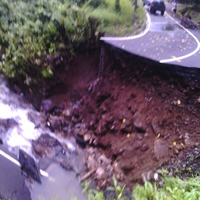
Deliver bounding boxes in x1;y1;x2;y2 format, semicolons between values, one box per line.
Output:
34;43;200;188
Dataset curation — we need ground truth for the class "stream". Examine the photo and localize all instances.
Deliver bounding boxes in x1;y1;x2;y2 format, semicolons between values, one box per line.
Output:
0;76;87;200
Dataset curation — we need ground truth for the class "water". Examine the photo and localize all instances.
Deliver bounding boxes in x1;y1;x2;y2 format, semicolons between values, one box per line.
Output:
30;163;87;200
0;76;87;200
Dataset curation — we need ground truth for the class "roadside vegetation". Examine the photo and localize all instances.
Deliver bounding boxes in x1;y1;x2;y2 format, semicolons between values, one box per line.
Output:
176;0;200;24
81;170;200;200
0;0;146;87
83;0;146;36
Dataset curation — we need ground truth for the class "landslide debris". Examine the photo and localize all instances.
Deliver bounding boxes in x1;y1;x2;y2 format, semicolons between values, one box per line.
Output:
37;47;200;189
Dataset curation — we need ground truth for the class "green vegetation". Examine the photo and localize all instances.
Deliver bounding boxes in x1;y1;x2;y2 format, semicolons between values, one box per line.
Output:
176;0;200;23
81;170;200;200
84;0;146;35
0;0;93;85
177;5;200;23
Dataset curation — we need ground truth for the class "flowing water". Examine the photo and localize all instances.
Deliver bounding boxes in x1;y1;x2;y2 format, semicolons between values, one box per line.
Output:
0;76;87;200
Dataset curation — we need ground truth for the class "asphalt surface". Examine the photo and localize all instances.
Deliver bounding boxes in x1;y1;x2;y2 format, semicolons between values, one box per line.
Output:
101;3;200;68
0;145;31;200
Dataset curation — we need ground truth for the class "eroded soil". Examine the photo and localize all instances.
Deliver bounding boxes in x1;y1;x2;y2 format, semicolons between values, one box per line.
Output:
41;45;200;189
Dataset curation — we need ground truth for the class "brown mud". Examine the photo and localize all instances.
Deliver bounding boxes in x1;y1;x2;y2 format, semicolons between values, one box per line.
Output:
17;44;200;189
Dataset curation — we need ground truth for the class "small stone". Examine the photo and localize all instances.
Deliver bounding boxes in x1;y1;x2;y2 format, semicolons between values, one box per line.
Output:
141;144;149;152
84;134;91;142
98;155;111;165
95;121;107;135
154;138;169;160
134;119;146;133
137;134;143;141
87;155;96;170
176;144;183;151
62;109;71;117
96;167;104;179
41;99;54;112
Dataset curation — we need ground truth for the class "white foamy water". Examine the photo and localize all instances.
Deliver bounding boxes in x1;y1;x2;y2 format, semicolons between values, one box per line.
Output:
0;76;87;200
0;79;43;155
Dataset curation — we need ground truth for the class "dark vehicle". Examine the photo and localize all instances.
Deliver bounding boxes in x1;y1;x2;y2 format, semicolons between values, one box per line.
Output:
150;0;166;15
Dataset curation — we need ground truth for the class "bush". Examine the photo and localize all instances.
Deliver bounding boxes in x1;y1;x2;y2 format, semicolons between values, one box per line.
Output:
0;0;93;84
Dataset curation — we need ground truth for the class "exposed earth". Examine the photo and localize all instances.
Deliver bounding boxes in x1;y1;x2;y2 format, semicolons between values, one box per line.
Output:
28;44;200;191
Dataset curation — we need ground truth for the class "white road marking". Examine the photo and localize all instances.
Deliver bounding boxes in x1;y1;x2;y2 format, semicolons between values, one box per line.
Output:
101;9;200;65
0;149;49;177
160;13;200;63
100;12;151;41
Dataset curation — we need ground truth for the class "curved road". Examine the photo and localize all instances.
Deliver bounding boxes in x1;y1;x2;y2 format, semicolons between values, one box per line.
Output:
101;4;200;68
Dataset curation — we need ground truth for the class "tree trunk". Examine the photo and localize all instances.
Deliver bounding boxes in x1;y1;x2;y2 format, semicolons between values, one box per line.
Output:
134;0;138;10
115;0;120;11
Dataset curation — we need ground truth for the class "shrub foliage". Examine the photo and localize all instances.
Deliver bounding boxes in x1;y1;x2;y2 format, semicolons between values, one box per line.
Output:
0;0;94;84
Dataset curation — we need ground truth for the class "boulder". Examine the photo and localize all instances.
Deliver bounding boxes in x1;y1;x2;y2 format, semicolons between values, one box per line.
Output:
41;99;54;112
19;149;41;183
32;134;64;158
0;118;18;134
134;119;146;133
154;138;169;160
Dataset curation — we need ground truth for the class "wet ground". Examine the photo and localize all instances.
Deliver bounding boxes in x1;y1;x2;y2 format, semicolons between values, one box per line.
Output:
42;45;200;190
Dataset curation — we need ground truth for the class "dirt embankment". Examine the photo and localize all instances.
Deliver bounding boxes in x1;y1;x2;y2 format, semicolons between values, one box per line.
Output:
17;43;200;189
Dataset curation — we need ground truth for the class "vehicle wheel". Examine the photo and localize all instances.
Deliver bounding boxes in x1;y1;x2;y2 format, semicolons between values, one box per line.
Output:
161;11;164;16
150;8;154;13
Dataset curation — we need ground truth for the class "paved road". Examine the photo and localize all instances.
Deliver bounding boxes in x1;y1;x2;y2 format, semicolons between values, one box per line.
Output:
0;145;31;200
101;3;200;68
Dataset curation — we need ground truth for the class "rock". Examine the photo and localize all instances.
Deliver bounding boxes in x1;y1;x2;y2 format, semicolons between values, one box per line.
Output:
137;134;143;141
0;118;18;134
176;144;183;151
47;115;64;132
103;190;116;200
195;127;200;134
7;118;18;127
75;128;87;136
19;149;41;183
142;171;158;183
96;167;105;179
141;144;149;152
41;99;54;112
95;121;107;135
87;155;96;170
72;108;80;118
84;133;91;142
62;108;71;117
154;138;169;160
134;119;146;133
120;122;132;133
28;112;46;128
75;135;87;148
32;134;64;158
98;155;111;166
151;117;161;134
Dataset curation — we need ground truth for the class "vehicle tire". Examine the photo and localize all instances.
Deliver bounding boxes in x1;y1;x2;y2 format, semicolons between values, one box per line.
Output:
161;11;164;16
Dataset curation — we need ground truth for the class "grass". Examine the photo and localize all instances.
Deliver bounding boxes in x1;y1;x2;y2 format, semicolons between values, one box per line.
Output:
83;0;146;36
81;169;200;200
177;5;200;23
